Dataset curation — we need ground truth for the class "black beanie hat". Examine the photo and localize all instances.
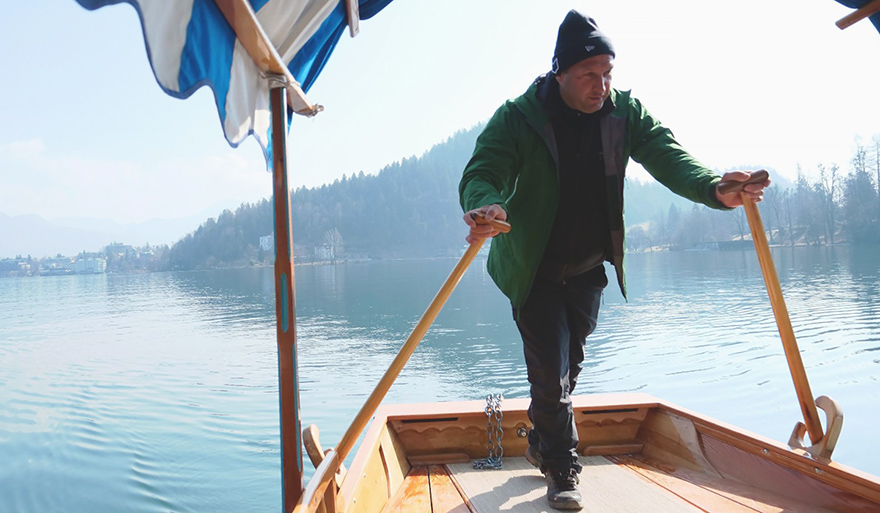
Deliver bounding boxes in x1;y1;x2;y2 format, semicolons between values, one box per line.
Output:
552;11;615;73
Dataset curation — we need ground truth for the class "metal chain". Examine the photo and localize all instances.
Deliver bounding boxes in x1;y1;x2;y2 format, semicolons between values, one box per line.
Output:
472;393;504;469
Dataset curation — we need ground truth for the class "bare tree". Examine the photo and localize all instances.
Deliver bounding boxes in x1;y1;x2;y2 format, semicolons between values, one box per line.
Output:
728;207;748;242
872;134;880;216
842;143;879;243
627;225;652;251
763;185;784;245
795;166;822;245
816;163;840;244
323;228;344;263
781;187;795;246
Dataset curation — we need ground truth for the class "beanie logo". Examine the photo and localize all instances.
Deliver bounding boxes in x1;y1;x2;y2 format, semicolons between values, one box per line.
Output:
584;45;595;52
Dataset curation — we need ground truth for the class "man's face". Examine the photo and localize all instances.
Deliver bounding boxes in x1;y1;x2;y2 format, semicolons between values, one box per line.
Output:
556;54;614;114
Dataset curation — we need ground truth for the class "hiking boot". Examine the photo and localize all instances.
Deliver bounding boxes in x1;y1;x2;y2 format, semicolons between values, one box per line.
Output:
545;468;583;510
525;444;543;470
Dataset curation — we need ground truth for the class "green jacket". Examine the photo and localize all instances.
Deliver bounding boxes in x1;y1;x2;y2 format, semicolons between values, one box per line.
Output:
459;75;728;308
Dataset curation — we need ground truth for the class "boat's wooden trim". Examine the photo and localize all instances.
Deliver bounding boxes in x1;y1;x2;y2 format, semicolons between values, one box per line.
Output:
303;424;346;488
383;396;654;464
582;443;644;456
293;449;339;513
339;410;412;513
381;426;410;504
377;393;663;420
347;438;391;512
407;453;470;466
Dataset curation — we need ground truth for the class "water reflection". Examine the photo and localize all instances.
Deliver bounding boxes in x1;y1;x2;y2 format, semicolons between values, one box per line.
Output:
164;248;880;480
1;246;878;512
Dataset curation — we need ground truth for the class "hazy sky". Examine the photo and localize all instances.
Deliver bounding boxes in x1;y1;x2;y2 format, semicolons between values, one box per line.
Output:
1;0;879;224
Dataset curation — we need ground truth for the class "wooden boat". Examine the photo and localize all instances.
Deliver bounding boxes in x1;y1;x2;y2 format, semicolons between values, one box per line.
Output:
300;394;880;512
75;0;880;511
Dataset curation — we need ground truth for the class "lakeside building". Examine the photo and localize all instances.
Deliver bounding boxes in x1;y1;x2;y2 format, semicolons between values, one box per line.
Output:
0;258;33;277
42;256;76;276
259;234;274;252
75;256;107;274
0;255;109;278
105;242;134;256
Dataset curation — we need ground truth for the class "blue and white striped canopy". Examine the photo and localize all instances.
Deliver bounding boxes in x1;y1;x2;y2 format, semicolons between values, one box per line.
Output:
75;0;394;165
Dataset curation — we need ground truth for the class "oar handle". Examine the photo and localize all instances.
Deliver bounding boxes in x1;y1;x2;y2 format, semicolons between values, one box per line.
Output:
716;170;770;196
471;212;511;233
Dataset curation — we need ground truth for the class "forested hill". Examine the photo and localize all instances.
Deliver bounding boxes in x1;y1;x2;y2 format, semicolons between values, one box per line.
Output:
166;122;705;270
288;123;484;259
168;124;483;269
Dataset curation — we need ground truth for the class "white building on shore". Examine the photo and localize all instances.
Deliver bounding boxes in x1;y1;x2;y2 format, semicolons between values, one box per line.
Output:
75;256;107;274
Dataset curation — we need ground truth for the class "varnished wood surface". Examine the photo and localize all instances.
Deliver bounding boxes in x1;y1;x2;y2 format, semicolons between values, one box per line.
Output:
614;454;828;512
383;466;431;512
698;432;880;511
383;466;472;513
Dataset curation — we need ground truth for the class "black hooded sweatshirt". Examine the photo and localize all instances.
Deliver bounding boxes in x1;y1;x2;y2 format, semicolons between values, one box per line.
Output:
534;75;612;283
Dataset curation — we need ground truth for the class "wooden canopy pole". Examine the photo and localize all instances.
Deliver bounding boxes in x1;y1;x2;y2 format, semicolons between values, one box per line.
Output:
741;195;824;445
269;79;303;511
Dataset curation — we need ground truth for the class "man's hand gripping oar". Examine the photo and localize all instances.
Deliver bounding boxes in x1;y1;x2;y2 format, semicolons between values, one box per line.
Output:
464;204;509;244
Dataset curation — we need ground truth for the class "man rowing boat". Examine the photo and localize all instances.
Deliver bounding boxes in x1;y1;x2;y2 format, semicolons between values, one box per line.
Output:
459;10;770;510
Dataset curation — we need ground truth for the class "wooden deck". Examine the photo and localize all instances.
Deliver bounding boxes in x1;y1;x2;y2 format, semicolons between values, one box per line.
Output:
384;455;834;512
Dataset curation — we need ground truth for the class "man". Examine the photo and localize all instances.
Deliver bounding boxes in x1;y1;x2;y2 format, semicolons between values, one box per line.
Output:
459;10;769;511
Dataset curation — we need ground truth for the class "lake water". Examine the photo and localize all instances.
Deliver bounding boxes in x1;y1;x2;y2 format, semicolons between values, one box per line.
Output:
1;246;879;512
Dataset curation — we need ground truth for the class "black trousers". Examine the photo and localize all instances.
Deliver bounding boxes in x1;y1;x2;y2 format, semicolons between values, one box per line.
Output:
514;266;606;472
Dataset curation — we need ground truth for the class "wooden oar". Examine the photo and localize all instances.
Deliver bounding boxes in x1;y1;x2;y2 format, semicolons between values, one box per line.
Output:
719;171;824;445
332;214;511;464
